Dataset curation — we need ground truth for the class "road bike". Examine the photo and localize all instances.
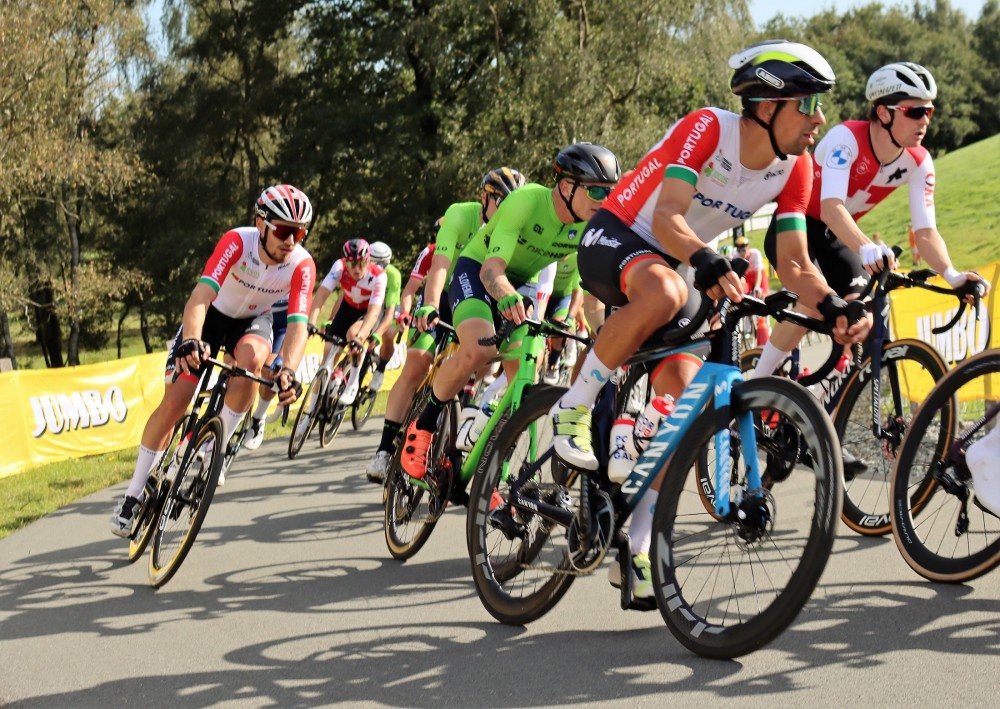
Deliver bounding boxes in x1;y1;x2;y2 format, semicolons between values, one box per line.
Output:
891;347;1000;582
136;356;283;587
738;260;980;536
350;346;379;430
467;288;843;659
288;329;352;458
383;317;590;560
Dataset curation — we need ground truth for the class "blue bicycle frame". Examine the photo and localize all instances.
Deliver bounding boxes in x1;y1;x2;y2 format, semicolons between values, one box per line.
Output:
612;350;762;521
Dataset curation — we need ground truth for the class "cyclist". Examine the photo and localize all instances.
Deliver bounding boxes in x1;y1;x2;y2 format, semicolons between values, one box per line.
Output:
399;143;620;480
732;235;770;345
548;41;856;598
309;238;387;406
365;169;525;483
752;61;989;382
110;184;315;536
365;240;401;393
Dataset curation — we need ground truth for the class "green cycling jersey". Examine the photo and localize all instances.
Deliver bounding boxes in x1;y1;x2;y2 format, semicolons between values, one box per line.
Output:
436;201;482;281
460;183;587;283
383;263;401;310
551;252;580;297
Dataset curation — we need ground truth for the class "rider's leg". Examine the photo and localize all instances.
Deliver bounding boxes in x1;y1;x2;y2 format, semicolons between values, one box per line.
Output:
124;377;198;500
223;335;270;439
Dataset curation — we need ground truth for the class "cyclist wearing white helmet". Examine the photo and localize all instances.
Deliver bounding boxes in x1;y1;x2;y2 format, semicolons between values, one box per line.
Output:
110;184;316;536
366;240;401;392
548;40;864;600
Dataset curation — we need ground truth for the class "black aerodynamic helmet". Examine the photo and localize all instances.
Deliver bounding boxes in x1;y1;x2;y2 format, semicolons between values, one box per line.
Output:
729;40;836;98
553;142;622;184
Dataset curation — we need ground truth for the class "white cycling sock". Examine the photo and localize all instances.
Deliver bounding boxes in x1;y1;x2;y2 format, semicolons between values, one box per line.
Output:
627;489;658;555
479;372;507;406
125;445;164;499
220;404;246;441
751;341;791;379
558;349;612;409
252;395;271;421
346;365;360;389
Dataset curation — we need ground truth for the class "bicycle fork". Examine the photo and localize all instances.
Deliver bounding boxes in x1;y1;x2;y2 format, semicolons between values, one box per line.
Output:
713;369;766;523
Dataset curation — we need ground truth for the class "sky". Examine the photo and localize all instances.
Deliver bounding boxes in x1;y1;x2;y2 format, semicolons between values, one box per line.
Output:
749;0;988;25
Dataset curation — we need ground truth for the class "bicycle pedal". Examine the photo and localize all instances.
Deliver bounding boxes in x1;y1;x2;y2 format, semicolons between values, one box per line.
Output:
625;596;657;612
448;488;470;507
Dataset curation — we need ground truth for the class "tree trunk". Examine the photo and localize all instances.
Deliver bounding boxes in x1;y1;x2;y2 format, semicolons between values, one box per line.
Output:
0;310;16;369
31;283;63;368
116;304;130;359
61;181;82;366
139;297;153;353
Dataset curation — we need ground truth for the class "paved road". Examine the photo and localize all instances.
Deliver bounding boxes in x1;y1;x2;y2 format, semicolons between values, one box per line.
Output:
2;418;998;708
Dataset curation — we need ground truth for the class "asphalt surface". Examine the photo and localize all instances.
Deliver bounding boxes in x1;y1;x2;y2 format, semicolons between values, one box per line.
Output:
2;414;999;708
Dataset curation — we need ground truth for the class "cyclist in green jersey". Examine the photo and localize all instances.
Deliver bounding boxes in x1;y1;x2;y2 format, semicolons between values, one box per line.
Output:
399;143;621;480
541;252;585;383
365;169;526;482
366;241;401;392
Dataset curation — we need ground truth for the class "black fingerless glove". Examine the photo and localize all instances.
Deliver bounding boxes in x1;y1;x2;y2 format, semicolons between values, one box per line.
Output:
690;247;734;292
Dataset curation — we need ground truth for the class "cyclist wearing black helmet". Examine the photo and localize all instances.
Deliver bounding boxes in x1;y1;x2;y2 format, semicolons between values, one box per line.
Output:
547;41;868;600
396;144;620;482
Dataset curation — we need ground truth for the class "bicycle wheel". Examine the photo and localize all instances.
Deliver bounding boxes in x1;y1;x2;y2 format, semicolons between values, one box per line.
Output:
651;377;842;659
468;384;578;625
320;376;347;447
288;368;328;459
352;353;378;430
384;397;458;560
835;339;949;536
891;350;1000;582
222;408;253;474
148;417;225;588
128;416;189;563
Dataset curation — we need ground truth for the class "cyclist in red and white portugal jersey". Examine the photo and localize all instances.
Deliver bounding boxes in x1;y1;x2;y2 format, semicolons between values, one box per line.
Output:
309;238;388;405
752;61;989;381
549;41;869;598
110;184;316;537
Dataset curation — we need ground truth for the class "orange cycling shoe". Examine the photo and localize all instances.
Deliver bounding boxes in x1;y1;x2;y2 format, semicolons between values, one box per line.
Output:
401;421;433;479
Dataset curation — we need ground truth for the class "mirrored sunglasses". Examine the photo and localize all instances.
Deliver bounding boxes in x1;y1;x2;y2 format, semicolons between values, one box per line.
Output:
749;93;823;116
264;220;308;243
888;104;935;120
583;185;613;202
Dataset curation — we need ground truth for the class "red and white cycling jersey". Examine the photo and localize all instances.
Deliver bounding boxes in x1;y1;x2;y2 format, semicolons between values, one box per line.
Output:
320;258;387;309
409;243;437;284
199;227;316;323
809;120;936;230
605;108;812;249
734;247;767;294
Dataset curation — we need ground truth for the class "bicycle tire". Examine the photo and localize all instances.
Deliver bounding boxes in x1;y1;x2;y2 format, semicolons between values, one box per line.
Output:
384;398;460;559
468;384;577;626
288;368;329;459
651;377;842;659
148;416;225;588
835;339;949;536
890;349;1000;582
128;416;188;563
384;393;435;558
352;352;378;430
320;377;347;447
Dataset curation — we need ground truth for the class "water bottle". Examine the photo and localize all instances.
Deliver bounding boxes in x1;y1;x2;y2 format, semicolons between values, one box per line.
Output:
607;417;638;483
457;403;495;452
630;394;675;455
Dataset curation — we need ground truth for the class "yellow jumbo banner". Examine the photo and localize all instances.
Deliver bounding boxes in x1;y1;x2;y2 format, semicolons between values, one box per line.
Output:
0;353;167;479
888;261;999;402
1;335;403;479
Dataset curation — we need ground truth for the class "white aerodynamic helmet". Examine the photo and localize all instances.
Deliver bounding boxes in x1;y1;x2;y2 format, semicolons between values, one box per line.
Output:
369;241;392;264
866;62;937;103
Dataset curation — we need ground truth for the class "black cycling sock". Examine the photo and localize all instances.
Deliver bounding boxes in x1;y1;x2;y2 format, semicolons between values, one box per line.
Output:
415;391;446;431
378;420;401;452
376;358;389;372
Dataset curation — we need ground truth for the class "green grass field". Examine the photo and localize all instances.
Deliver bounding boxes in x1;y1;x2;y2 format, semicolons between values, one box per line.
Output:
4;133;999;539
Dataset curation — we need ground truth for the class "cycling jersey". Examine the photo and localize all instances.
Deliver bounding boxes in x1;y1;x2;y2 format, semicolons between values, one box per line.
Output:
436;202;481;280
734;248;767;294
320;259;387;309
604;107;812;247
551;253;580;297
409;243;436;284
810;120;936;229
383;264;402;310
461;183;587;282
199;226;316;323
